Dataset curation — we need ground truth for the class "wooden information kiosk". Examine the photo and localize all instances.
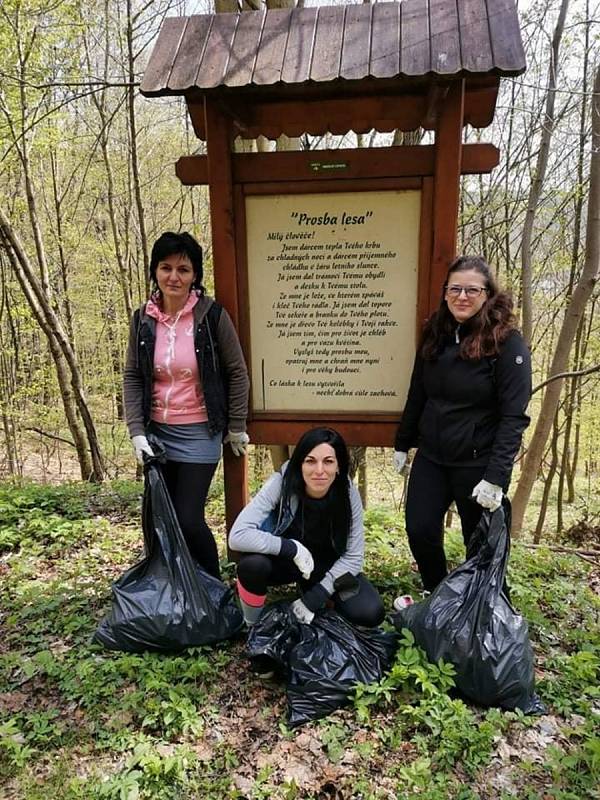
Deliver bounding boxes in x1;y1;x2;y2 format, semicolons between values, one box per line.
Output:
140;1;525;529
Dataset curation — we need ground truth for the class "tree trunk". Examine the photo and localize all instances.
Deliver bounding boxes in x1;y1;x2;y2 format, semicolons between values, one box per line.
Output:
557;315;584;527
49;153;76;344
511;64;600;537
357;450;368;508
533;410;560;544
1;229;94;478
557;3;591;526
126;0;150;296
503;80;517;286
520;0;570;344
0;215;104;480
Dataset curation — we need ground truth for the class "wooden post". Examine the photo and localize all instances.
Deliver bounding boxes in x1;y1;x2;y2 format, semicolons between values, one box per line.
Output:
204;98;249;533
430;80;465;312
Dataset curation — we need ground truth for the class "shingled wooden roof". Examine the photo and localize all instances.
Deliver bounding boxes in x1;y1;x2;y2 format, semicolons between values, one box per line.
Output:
140;0;525;97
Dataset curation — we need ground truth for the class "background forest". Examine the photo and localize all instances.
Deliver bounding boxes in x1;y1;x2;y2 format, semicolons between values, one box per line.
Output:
0;0;598;538
0;0;599;799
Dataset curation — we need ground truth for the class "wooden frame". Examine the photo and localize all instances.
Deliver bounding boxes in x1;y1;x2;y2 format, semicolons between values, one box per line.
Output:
138;2;525;536
199;79;474;529
234;175;427;444
204;100;248;529
176;142;499;185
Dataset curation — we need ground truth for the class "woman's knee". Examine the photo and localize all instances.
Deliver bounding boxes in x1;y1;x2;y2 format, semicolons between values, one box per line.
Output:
236;554;273;587
354;598;385;628
336;578;385;628
342;598;385;628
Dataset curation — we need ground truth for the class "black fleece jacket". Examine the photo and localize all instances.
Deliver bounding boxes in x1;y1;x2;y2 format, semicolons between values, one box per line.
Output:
394;328;531;489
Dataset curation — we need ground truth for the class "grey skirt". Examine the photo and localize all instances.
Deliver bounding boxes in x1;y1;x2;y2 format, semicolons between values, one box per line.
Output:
149;422;222;464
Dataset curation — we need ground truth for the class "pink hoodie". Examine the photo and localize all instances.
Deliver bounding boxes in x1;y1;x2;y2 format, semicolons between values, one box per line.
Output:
146;292;208;425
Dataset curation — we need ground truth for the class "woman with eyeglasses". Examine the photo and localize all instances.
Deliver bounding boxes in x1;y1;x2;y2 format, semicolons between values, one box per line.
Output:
393;255;531;595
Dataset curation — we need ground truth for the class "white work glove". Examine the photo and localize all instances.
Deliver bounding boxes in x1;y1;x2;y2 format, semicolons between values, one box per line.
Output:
393;450;408;474
224;430;250;456
131;435;154;465
291;598;314;625
472;479;503;512
289;539;314;580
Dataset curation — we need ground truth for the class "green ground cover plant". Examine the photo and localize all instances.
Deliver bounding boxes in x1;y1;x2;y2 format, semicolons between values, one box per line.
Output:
0;476;598;799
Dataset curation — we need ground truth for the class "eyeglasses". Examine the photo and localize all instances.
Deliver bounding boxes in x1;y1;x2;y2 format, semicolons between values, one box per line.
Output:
445;285;488;298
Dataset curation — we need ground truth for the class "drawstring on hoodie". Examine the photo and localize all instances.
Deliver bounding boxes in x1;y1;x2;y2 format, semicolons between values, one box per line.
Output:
161;309;184;422
163;310;183;362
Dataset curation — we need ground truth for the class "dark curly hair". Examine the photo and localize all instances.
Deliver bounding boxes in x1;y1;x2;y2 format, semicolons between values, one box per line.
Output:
421;255;518;360
149;231;204;295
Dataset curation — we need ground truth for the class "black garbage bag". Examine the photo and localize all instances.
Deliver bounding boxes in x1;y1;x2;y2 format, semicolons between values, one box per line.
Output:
393;506;544;714
94;442;243;652
247;602;397;726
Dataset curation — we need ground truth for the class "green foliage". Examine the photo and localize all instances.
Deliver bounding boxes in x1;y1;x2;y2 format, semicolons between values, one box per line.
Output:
0;718;35;777
353;629;456;722
94;742;197;800
362;505;421;597
507;543;599;652
317;720;349;763
1;481;599;798
0;480;141;554
538;650;600;715
353;630;498;778
543;719;600;798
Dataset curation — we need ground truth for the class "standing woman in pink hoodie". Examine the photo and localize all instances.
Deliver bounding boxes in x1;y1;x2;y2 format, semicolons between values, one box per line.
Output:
123;232;250;578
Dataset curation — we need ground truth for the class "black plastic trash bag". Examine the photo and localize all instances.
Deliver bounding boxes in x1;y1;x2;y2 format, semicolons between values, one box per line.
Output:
247;602;397;726
393;506;544;714
94;444;243;652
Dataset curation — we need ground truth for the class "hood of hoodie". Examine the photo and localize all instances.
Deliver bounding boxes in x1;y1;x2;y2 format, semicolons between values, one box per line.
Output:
145;290;199;324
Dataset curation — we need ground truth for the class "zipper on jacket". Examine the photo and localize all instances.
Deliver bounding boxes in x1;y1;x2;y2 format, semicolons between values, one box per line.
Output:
135;307;143;370
205;317;218;371
275;496;284;532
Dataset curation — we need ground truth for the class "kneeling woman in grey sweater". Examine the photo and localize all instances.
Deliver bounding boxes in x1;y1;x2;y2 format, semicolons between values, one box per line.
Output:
229;427;384;628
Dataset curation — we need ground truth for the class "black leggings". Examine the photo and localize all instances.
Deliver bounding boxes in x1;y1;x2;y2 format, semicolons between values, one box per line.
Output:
405;451;488;591
161;460;220;579
237;554;385;628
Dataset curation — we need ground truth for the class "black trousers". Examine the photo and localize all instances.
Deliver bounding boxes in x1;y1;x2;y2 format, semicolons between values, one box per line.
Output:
237;554;385;628
161;460;220;579
405;451;488;592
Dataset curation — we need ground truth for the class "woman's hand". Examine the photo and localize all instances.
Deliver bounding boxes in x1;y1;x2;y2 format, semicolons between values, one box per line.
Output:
301;583;329;612
289;540;314;579
291;598;314;625
393;450;408;474
472;479;503;511
224;431;250;456
131;435;154;464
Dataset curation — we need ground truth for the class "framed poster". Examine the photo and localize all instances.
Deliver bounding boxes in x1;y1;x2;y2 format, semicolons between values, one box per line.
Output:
245;189;421;414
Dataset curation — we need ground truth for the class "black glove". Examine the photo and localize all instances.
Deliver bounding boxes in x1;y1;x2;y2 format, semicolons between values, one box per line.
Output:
333;572;360;600
278;539;297;559
301;583;330;613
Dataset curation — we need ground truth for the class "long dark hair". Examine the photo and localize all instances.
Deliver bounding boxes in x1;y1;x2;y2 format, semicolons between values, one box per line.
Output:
280;427;351;554
421;255;517;360
149;231;205;296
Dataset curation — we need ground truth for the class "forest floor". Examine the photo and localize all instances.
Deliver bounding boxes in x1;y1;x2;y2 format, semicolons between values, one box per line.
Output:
0;460;598;800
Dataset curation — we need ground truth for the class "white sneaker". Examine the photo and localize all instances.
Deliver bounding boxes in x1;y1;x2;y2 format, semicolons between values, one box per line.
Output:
393;594;414;612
